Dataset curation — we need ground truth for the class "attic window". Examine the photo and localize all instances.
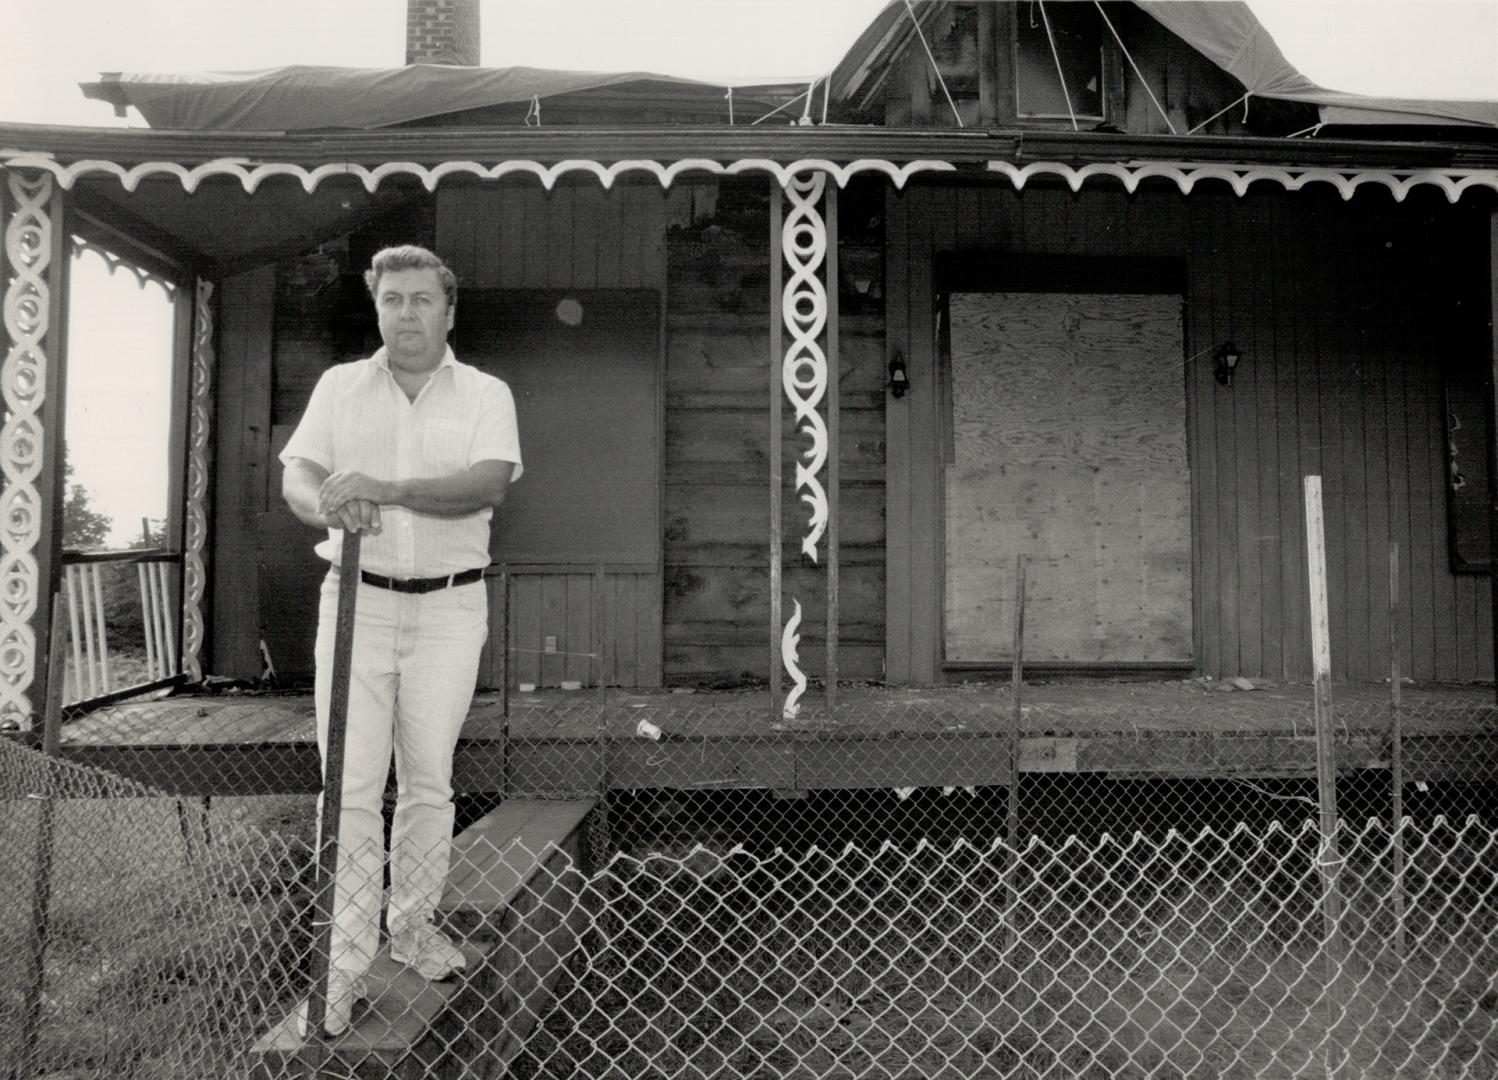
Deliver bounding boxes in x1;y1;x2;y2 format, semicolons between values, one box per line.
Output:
1015;1;1105;121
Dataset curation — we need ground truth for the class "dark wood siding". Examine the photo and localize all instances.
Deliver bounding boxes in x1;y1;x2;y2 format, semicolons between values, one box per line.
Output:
237;184;674;684
437;183;667;686
211;266;275;679
663;181;887;684
887;180;1492;684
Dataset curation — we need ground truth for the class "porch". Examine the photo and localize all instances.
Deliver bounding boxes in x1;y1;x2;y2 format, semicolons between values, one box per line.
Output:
57;679;1498;798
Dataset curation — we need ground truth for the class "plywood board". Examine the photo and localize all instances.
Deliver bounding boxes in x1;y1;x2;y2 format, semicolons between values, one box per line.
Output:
944;292;1190;662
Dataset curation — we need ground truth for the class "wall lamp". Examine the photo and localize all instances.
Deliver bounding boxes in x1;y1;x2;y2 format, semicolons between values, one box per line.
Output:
1214;341;1242;387
888;351;909;398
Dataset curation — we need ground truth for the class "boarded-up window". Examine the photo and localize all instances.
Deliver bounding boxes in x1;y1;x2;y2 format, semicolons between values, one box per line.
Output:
944;291;1190;663
455;289;660;566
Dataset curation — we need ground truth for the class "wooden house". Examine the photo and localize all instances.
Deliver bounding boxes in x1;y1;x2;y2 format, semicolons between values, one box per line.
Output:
4;0;1498;750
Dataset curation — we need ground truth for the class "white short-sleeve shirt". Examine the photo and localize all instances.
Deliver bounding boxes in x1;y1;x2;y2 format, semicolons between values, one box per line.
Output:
279;346;522;577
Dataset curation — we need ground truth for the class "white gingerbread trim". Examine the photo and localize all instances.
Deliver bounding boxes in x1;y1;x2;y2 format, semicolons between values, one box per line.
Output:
180;278;214;682
69;235;178;294
987;159;1498;204
780;599;807;721
779;172;833;720
3;149;1495;202
0;154;957;195
0;172;53;727
782;171;830;564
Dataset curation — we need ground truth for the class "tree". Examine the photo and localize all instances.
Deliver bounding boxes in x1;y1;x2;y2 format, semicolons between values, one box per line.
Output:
61;462;112;551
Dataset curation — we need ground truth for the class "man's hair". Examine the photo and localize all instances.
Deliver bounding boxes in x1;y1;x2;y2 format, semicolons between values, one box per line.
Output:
363;245;457;307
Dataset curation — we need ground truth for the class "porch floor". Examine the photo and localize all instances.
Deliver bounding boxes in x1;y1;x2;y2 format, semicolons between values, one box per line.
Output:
57;679;1498;796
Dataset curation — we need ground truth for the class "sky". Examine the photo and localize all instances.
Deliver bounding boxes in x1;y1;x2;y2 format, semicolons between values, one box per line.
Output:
3;0;1495;546
0;0;1495;127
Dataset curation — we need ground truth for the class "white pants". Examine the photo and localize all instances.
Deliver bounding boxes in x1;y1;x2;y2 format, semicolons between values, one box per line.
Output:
313;570;488;977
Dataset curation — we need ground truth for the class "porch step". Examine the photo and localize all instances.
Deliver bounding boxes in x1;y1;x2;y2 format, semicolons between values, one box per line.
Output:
249;942;494;1078
440;798;598;1076
441;797;597;915
248;798;597;1078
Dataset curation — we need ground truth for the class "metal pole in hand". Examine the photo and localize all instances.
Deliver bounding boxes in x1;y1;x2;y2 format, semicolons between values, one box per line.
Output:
305;529;361;1041
1004;554;1027;960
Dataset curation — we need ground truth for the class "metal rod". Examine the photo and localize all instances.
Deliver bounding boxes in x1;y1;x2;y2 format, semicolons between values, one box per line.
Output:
496;569;510;795
74;565;99;700
594;564;608;796
303;529;361;1043
769;181;784;719
1304;476;1346;1076
18;593;69;1078
65;567;84;703
1008;553;1026;842
1487;210;1498;707
825;181;840;709
156;561;178;675
1389;542;1407;965
90;564;110;692
1005;553;1027;961
139;562;158;680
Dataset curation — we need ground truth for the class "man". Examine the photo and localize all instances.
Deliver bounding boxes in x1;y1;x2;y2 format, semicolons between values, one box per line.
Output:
280;244;521;1035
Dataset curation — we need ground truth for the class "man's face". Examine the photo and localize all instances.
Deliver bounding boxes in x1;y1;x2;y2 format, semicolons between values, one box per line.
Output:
372;267;454;373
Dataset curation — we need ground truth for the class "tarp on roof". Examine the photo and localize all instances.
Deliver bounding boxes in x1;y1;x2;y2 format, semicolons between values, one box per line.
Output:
1135;1;1498;128
80;64;757;131
85;2;1497;134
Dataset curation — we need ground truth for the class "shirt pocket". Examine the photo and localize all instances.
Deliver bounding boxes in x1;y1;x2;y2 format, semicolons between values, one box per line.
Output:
421;419;471;474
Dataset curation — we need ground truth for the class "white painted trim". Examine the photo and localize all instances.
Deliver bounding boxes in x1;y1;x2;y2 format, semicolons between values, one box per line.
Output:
0;171;52;726
181;278;213;682
2;151;1495;202
0;155;956;194
990;159;1498;204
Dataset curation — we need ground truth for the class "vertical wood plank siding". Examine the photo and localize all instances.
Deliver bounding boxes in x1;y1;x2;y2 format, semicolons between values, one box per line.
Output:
663;181;887;683
213;266;277;677
241;184;669;684
886;181;1491;684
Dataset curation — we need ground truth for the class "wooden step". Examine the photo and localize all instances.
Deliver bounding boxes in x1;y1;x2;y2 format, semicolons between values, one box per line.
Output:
441;798;597;915
250;799;597;1077
440;798;598;1076
251;942;493;1077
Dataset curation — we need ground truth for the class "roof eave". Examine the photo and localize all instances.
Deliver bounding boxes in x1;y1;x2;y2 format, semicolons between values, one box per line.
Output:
3;122;1496;174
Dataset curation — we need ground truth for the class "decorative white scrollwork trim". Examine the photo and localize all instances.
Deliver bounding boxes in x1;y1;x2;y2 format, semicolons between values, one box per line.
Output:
69;235;178;294
781;599;806;720
985;159;1498;204
778;170;831;716
1;171;53;727
782;171;830;563
5;149;1497;203
181;278;214;682
0;154;956;195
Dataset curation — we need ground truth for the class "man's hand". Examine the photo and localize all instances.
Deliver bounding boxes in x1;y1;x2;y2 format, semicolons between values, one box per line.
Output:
319;470;391;529
329;497;383;534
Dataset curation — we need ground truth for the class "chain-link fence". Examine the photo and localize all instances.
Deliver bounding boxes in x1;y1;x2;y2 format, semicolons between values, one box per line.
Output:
4;675;1497;1079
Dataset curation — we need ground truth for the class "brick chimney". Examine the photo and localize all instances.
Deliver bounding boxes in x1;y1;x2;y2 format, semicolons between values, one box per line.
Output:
406;0;480;66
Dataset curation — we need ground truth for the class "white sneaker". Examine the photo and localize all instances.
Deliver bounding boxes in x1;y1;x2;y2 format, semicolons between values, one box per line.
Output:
295;968;368;1038
390;922;466;981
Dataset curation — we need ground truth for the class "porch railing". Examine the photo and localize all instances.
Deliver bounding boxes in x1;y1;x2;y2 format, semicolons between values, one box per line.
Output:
60;548;188;713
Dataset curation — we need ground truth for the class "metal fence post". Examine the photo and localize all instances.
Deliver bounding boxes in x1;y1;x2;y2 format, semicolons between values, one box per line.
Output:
1388;543;1407;966
16;595;68;1080
1005;554;1026;961
1304;476;1346;1078
302;529;360;1047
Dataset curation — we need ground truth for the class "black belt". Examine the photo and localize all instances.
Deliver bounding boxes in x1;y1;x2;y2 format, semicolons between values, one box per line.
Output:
356;567;485;594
